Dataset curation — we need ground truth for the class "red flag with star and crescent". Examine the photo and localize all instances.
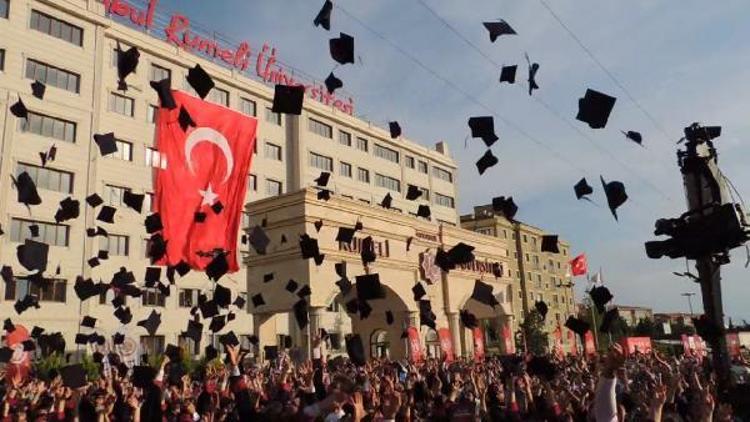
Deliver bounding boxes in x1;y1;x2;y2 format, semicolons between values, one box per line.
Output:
154;91;257;272
569;253;588;276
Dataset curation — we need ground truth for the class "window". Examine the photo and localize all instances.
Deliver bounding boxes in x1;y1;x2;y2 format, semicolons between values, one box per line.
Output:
248;174;257;191
15;163;73;194
264;142;282;161
142;289;165;307
374;144;399;163
105;185;129;207
149;64;170;82
339;131;351;146
523;234;528;243
309;118;333;138
209;87;229;106
418;161;428;173
143;193;154;213
356;137;368;152
20;111;76;142
10;219;69;246
340;162;352;178
405;156;415;169
419;187;430;201
179;288;199;308
0;49;4;71
145;147;167;169
104;234;129;256
0;0;7;19
108;139;133;162
309;152;332;171
264;107;282;125
266;179;282;196
357;168;370;184
178;335;199;355
434;193;455;208
375;173;401;192
327;301;340;312
109;92;134;117
30;10;83;46
148;105;158;124
140;335;165;355
25;59;80;94
432;166;453;183
240;98;256;116
5;278;66;303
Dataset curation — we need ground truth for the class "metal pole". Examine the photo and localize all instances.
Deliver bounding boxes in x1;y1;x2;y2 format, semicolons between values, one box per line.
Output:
589;298;599;351
681;292;695;316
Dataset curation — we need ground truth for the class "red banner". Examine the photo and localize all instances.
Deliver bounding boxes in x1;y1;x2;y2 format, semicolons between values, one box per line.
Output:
502;324;514;355
155;91;258;272
437;328;454;362
727;333;741;358
406;327;423;363
619;337;652;356
473;327;485;362
553;327;563;353
584;331;596;356
568;330;578;356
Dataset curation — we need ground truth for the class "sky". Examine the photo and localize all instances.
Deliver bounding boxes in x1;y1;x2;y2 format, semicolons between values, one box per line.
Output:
153;0;750;321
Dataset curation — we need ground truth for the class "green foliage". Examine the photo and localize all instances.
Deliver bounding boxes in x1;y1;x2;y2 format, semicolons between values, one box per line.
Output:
33;352;65;381
519;310;549;355
80;353;101;382
634;317;658;338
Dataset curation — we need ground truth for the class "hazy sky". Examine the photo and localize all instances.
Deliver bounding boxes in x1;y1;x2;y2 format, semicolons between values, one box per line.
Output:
152;0;750;320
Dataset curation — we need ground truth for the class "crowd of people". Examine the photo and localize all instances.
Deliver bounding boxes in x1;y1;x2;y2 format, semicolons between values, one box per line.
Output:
1;343;749;421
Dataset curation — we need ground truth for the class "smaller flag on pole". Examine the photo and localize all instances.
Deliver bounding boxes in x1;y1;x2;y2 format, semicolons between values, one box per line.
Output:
569;254;588;276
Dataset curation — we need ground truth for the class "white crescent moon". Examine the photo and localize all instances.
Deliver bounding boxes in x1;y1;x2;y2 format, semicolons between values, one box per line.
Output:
184;127;234;184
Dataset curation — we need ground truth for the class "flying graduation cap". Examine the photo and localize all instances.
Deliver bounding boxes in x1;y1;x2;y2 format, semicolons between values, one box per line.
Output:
406;185;423;201
324;72;343;94
468;116;499;147
149;78;177;110
460;310;479;329
330;32;354;65
492;196;518;220
574;178;593;200
380;193;393;209
272;84;305;115
589;285;613;313
535;300;549;320
525;53;539;96
116;44;140;91
31;80;46;100
389;121;401;139
565;316;590;338
599;308;619;333
577;89;616;129
12;172;42;206
248;225;270;255
93;133;118;156
622;130;643;146
483;20;517;42
499;65;517;84
476;149;499;175
541;235;560;253
600;176;628;220
345;334;366;366
313;0;333;30
471;280;498;307
187;64;214;99
17;239;49;273
178;106;196;131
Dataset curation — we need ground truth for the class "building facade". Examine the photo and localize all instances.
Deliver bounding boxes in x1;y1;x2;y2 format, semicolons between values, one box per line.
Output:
617;305;654;327
460;205;578;353
0;0;458;356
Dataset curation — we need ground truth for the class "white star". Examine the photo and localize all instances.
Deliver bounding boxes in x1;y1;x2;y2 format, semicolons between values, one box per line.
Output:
199;184;219;206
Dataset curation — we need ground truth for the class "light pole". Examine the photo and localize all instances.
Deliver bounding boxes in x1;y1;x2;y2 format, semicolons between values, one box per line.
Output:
681;292;696;316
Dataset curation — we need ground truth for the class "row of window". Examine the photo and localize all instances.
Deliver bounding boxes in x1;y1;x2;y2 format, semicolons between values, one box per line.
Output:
30;9;83;47
15;162;73;194
246;174;283;196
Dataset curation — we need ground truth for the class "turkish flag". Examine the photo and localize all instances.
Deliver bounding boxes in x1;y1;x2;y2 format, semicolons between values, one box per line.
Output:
154;91;257;272
569;253;587;276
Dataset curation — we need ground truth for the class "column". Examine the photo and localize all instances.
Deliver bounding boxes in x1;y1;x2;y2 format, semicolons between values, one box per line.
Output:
307;306;326;360
447;312;461;357
252;312;272;360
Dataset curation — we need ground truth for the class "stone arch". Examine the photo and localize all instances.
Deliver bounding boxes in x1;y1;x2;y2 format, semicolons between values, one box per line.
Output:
458;289;514;356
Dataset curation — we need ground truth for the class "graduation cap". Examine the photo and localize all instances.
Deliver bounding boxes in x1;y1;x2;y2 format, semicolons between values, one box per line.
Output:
112;333;125;345
112;267;136;286
416;205;431;220
251;293;265;308
359;300;373;319
157;282;170;297
345;298;358;314
499;65;517;84
55;197;80;223
314;220;323;232
248;225;270;254
86;193;103;208
600;176;627;221
93;132;118;156
317;189;332;201
0;348;13;363
336;227;355;244
74;278;99;301
132;365;157;389
599;308;619;333
361;236;376;265
137;310;161;336
187;64;214;99
356;273;385;301
97;206;116;224
527;356;557;381
263;273;274;283
114;306;133;325
622;130;643;146
324;72;342;94
206;252;229;281
336;277;353;296
209;315;227;333
16;294;40;315
293;299;309;329
145;267;161;286
175;261;191;277
31;326;45;338
330;32;354;65
30;80;46;100
419;300;436;329
412;283;427;301
81;316;97;328
28;224;39;237
233;295;246;309
3;318;15;333
12;171;42;206
122;191;144;213
204;345;218;361
576;89;617;129
178;106;196;131
406;185;422;201
389;121;401;139
492;262;503;278
12;97;30;122
565;316;590;337
386;310;394;325
345;334;366;366
314;0;333;30
22;340;35;352
165;344;182;362
434;248;454;273
210;201;223;215
285;279;299;293
17;239;49;273
406;237;413;251
448;242;474;265
574;178;593;200
40;144;57;167
468;116;499;147
471;280;498;307
380;193;393;209
1;266;12;285
315;171;331;187
116;45;140;90
589;286;613;313
75;333;90;345
219;331;240;348
271;84;304;115
525;53;540;95
483;20;517;42
183;319;203;344
60;364;87;388
214;284;232;308
535;301;549;320
280;234;287;243
492;196;518;220
299;234;324;264
149;78;177;110
541;235;560;253
199;299;220;319
460;310;479;329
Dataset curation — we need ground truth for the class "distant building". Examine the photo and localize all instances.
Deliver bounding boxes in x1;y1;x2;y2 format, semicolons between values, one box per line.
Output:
654;312;695;327
616;305;654;327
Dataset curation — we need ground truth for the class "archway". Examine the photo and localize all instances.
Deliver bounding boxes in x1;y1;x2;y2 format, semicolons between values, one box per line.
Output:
460;290;513;357
424;328;441;358
370;329;390;358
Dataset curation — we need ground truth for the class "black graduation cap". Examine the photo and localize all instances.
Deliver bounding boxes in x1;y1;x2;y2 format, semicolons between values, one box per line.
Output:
406;237;413;251
219;331;240;348
122;191;144;213
314;0;333;30
361;236;376;265
576;89;617;129
345;334;366;366
285;279;299;293
214;284;232;308
622;130;643;146
448;242;475;265
97;206;116;224
3;318;15;333
336;277;353;296
380;192;393;209
406;185;422;201
178;106;196;131
317;189;332;201
233;295;246;309
93;132;118;156
81;316;97;328
460;310;478;329
293;299;309;329
541;235;560;253
336;227;355;244
112;333;125;345
475;148;499;175
12;171;42;206
599;308;619;333
209;315;227;333
535;301;549;320
345;298;358;314
324;72;342;94
0;348;13;363
389;121;401;139
145;233;166;263
149;78;177;110
183;319;203;344
263;273;274;283
492;196;518;220
10;97;28;120
385;310;394;325
16;239;49;273
574;178;593;200
74;278;99;301
483;20;517;42
206;252;229;281
28;224;39;238
468;116;499;147
565;317;590;339
419;300;436;329
434;248;454;272
164;344;181;362
111;294;125;308
251;293;265;308
330;32;354;65
116;45;140;90
412;283;427;301
144;267;161;286
600;176;627;221
86;193;103;208
204;344;218;361
55;197;80;223
471;280;498;307
589;286;613;313
416;205;431;220
75;333;90;345
335;261;347;278
299;234;323;263
359;300;373;319
492;262;503;278
187;64;214;99
525;53;540;96
31;80;46;99
137;310;161;335
22;340;35;352
60;364;87;388
314;220;323;232
248;225;270;254
157;281;170;297
40;144;57;167
315;171;331;187
175;261;191;277
499;65;517;84
199;299;219;319
356;273;385;301
297;285;311;298
271;84;304;115
31;326;44;338
527;356;557;381
1;266;12;285
114;306;133;325
132;365;157;389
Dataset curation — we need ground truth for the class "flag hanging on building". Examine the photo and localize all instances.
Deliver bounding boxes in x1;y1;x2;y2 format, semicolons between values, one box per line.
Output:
154;91;258;272
569;254;588;276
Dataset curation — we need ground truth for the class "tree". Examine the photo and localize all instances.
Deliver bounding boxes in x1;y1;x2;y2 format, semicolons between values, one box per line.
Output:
634;317;658;338
518;309;549;355
579;304;631;351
